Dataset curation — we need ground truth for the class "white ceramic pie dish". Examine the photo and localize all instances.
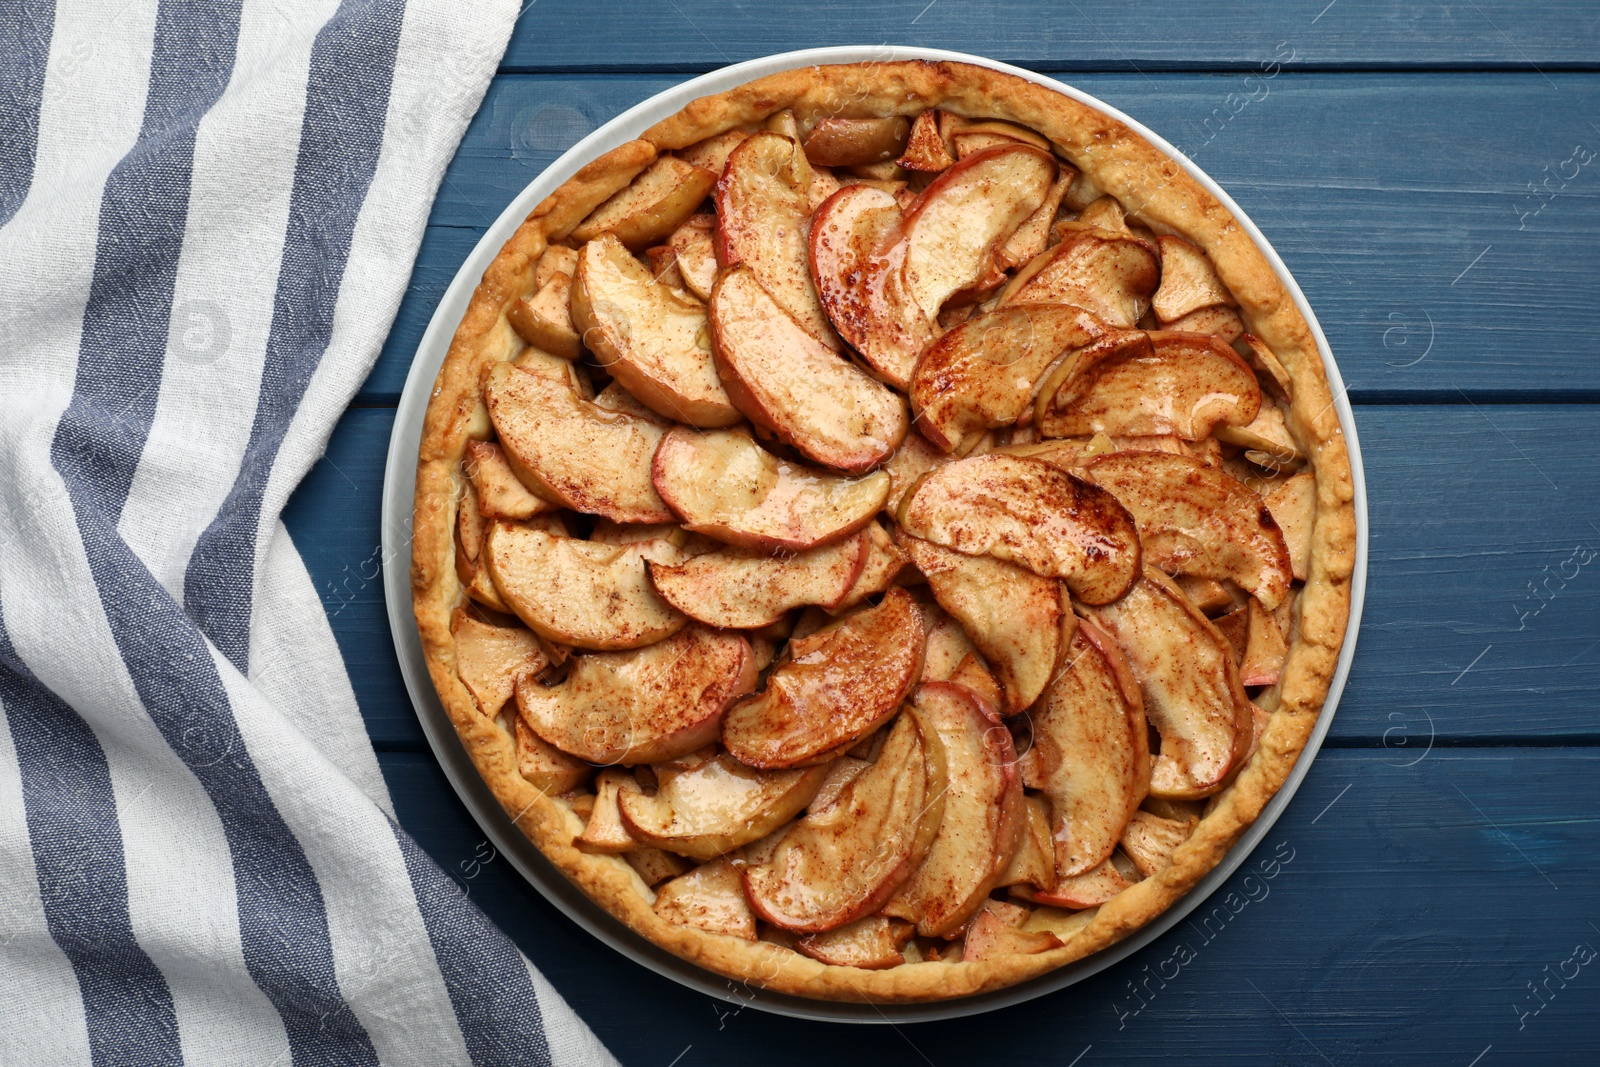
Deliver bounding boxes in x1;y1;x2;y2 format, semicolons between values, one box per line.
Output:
380;44;1369;1023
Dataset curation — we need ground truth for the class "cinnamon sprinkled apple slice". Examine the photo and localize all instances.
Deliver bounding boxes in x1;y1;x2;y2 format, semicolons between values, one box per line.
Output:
899;453;1140;604
1021;619;1150;878
709;266;908;472
742;709;947;933
1084;449;1292;609
1082;568;1254;799
652;427;889;551
618;753;828;862
882;682;1025;937
722;587;925;768
1038;330;1262;441
647;529;869;630
516;626;756;766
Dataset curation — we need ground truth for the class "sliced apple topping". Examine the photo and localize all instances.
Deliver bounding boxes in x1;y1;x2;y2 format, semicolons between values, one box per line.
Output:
507;270;582;359
901;144;1057;321
1119;810;1195;878
899;453;1141;605
571;155;718;251
485;523;687;650
516;625;756;766
795;915;914;969
809;184;933;389
743;709;946;933
1167;304;1245;344
1038;330;1262;441
625;848;691;887
1151;235;1235;324
961;901;1062;961
653;857;758;940
514;716;591;794
722;587;925;768
910;304;1114;452
1239;595;1288;688
830;519;909;613
465;441;555;520
897;109;957;172
1021;619;1150;878
1001;228;1160;329
802;116;912;168
666;213;717;301
902;536;1064;714
652;427;890;551
576;769;642;853
715;131;840;351
1030;856;1133;909
617;752;828;862
1084;450;1292;609
570;234;741;428
709;266;909;472
647;529;869;629
485;361;673;524
997;794;1057;890
451;608;549;716
1216;401;1304;469
1236;333;1293;401
920;605;984;684
999;169;1076;269
882;432;953;515
882;683;1024;937
1264;471;1316;581
1082;568;1254;799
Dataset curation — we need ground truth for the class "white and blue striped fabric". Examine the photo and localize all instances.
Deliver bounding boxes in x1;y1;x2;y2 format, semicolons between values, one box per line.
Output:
0;2;616;1063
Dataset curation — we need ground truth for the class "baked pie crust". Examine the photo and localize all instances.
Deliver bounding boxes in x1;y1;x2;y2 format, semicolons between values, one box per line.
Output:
412;60;1355;1003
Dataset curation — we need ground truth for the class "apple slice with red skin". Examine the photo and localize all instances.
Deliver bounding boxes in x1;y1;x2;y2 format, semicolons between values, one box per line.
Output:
515;625;756;766
485;524;687;650
910;304;1125;452
652;427;889;551
1030;856;1133;909
617;752;828;862
961;903;1063;961
1082;567;1254;799
569;233;742;428
722;587;925;768
709;266;908;472
795;915;914;969
1002;227;1160;327
900;535;1064;715
809;184;933;390
882;683;1025;938
901;143;1057;322
1084;449;1293;610
742;708;947;934
485;361;673;524
829;520;909;613
1038;330;1262;441
647;529;869;629
1021;619;1151;878
714;131;840;351
899;453;1141;605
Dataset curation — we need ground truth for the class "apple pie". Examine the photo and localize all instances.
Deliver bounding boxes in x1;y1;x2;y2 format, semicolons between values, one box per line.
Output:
413;60;1354;1003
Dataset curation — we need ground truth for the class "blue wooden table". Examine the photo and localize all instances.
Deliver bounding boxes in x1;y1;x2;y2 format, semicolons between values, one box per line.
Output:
282;4;1600;1062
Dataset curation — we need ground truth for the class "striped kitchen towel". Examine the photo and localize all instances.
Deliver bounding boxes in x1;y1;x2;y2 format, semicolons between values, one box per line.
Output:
0;2;615;1064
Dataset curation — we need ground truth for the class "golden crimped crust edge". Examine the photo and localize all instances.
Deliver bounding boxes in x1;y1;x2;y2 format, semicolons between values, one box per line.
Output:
411;59;1356;1004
